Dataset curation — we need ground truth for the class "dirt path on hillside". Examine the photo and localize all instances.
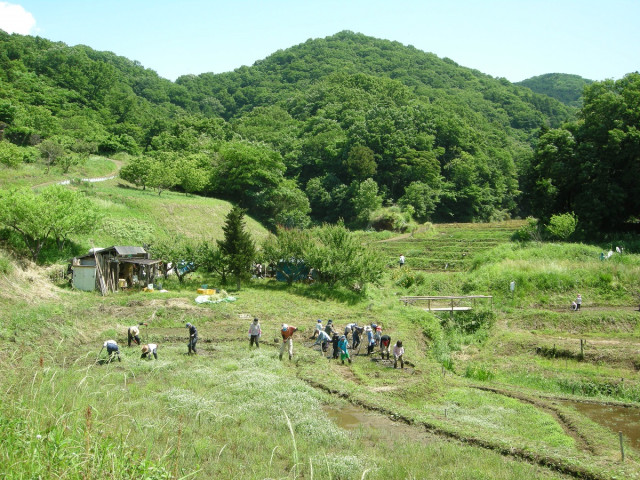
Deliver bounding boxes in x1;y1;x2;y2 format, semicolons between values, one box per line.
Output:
31;158;124;190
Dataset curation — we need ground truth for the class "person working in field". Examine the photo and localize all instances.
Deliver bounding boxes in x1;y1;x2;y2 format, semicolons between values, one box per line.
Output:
127;323;146;347
365;325;376;355
141;343;158;360
279;324;298;361
331;332;340;359
344;322;356;341
314;329;331;353
310;319;323;339
186;322;198;355
102;339;121;363
324;319;337;337
380;333;391;360
351;324;364;350
393;340;405;369
248;317;262;348
338;335;351;364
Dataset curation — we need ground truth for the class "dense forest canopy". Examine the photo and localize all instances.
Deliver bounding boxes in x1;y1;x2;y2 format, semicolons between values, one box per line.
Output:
516;73;594;108
1;29;638;234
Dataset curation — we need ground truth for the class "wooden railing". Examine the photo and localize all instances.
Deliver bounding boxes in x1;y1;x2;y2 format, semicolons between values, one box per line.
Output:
400;295;493;311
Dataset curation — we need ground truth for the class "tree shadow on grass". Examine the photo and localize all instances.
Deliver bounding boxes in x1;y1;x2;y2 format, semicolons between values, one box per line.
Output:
246;279;365;305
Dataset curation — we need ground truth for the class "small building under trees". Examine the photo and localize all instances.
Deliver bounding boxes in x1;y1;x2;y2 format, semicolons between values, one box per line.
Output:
70;246;161;295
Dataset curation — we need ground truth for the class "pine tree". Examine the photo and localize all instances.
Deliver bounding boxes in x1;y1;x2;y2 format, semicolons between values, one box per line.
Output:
217;206;256;290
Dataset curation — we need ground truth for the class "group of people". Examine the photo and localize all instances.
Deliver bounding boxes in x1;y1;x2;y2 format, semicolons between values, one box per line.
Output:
101;317;406;370
309;319;405;368
101;322;197;362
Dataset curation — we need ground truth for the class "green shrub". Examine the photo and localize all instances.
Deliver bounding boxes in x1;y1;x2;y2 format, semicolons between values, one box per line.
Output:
546;212;578;240
464;363;495;381
0;251;13;275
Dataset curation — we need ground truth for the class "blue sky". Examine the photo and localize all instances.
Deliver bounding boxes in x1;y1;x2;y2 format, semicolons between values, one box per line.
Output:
1;0;638;82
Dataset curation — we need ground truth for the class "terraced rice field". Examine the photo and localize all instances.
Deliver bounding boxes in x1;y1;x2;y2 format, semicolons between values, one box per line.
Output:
369;220;526;271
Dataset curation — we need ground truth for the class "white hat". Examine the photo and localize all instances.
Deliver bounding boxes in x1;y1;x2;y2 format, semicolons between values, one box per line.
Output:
282;324;288;331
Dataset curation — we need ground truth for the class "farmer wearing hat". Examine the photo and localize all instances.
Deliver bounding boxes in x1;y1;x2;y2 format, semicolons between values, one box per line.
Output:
351;324;364;350
186;322;198;355
141;343;158;360
365;325;376;355
279;324;298;361
248;317;262;348
324;319;336;337
127;324;145;347
338;335;351;364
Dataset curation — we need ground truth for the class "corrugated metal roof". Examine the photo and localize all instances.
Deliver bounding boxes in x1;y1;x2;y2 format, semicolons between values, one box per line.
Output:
113;246;147;255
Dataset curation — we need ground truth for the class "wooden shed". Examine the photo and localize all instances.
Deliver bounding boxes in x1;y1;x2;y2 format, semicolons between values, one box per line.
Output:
71;246;162;295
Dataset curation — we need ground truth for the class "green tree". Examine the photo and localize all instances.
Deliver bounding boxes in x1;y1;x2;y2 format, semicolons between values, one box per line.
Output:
41;185;98;251
261;227;312;285
352;178;382;225
546;212;578;241
217;206;256;290
0;141;24;168
344;145;376;181
0;188;52;262
37;138;66;173
0;186;96;262
147;155;179;196
176;154;210;195
305;221;383;292
148;234;201;284
399;181;440;221
211;141;285;208
119;156;153;190
198;244;231;285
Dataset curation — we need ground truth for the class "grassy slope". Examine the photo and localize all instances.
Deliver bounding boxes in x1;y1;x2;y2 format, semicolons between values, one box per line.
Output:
1;165;640;479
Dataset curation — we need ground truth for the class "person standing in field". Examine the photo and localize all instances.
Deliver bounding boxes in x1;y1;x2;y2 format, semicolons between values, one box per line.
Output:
186;322;198;355
365;326;376;355
575;294;582;311
279;324;298;361
338;335;352;364
331;332;340;359
380;333;391;360
374;325;382;346
351;324;364;350
324;319;336;337
248;317;262;348
141;343;158;360
399;254;405;267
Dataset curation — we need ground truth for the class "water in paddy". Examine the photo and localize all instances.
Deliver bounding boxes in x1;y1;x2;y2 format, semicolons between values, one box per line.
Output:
564;401;640;450
323;404;434;445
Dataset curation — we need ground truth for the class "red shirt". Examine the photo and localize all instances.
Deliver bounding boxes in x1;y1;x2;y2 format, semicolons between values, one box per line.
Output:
281;326;297;340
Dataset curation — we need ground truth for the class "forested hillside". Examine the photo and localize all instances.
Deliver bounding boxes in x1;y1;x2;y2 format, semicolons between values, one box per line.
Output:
516;73;593;107
1;30;638;235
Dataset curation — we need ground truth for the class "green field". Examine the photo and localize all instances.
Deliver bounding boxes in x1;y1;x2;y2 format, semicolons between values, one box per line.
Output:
1;170;640;479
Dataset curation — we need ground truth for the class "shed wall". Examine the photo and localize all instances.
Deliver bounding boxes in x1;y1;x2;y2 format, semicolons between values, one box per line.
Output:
73;266;96;291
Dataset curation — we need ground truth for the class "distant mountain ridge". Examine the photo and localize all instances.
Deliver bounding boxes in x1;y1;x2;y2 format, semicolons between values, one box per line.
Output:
3;29;619;227
177;31;576;130
516;73;593;107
